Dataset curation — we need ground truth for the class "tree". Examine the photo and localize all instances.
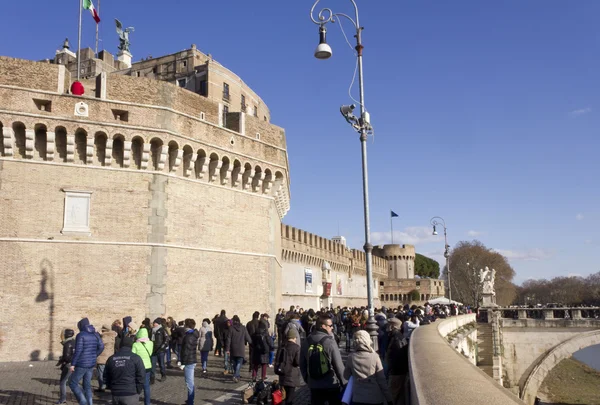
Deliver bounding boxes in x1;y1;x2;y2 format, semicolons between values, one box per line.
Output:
414;253;440;278
409;289;421;301
515;272;600;306
443;240;517;307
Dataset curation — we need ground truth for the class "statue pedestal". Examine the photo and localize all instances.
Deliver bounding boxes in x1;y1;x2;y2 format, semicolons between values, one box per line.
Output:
481;292;498;308
117;51;132;68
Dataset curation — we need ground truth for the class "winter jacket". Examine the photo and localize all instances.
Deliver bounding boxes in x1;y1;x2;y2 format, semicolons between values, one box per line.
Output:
71;318;104;369
151;326;169;355
198;322;214;352
132;328;154;370
173;326;186;346
343;348;392;404
246;319;260;337
386;329;409;375
301;329;347;389
215;315;228;340
180;329;199;365
115;316;135;352
251;329;274;365
97;330;117;365
283;320;305;346
226;322;252;358
103;346;146;396
58;333;75;369
275;340;301;387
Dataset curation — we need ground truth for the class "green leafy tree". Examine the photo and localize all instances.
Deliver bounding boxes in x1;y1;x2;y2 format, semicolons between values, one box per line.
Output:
409;289;421;301
414;253;440;278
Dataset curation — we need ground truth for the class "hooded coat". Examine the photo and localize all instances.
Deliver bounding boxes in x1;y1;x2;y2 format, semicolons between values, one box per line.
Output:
180;328;199;365
198;322;214;352
58;330;75;369
71;318;104;368
226;322;252;358
251;324;274;365
97;329;117;365
132;328;154;370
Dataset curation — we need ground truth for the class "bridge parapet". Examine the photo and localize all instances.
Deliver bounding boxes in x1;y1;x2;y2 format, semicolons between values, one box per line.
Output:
409;314;524;405
494;307;600;321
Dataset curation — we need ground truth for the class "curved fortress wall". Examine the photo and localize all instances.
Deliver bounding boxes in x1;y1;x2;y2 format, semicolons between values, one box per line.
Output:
281;225;388;309
0;56;290;361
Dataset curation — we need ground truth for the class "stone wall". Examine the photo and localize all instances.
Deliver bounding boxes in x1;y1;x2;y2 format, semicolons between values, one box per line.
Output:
0;57;63;92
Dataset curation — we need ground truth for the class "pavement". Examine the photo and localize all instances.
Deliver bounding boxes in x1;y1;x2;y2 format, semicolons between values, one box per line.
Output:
0;350;314;405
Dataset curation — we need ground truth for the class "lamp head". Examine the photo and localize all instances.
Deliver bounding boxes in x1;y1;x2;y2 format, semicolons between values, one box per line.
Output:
432;225;438;236
314;25;332;60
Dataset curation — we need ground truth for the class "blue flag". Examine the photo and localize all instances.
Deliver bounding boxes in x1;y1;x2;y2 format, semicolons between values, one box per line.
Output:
391;211;399;218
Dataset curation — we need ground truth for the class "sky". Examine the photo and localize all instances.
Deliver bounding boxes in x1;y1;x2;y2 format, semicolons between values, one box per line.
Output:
1;1;598;284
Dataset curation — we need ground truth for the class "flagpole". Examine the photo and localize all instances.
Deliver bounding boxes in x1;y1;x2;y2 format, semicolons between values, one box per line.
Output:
94;0;100;56
390;210;394;244
77;0;83;80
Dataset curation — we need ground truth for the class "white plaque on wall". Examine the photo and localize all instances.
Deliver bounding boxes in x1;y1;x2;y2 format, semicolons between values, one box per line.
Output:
62;190;92;235
305;268;313;293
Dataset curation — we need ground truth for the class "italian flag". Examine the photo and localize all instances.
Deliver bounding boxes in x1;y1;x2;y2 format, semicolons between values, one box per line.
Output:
83;0;101;24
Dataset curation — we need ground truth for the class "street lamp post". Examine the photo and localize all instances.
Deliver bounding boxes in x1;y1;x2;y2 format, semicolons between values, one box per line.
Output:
431;217;451;303
310;0;378;349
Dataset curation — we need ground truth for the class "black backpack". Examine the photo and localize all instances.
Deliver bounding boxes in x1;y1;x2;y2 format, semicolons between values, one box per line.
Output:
274;347;292;376
254;380;271;405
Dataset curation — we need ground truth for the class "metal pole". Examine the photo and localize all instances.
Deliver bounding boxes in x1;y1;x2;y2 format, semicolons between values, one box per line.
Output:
77;0;83;81
390;211;394;244
445;227;452;302
95;0;100;56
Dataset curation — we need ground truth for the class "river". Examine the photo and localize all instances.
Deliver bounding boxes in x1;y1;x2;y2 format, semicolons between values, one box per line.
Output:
573;344;600;371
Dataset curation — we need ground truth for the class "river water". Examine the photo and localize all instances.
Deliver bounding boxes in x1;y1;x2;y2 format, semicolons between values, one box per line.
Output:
573;344;600;371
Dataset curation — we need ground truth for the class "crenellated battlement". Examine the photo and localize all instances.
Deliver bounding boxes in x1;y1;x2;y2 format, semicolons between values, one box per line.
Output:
281;224;388;278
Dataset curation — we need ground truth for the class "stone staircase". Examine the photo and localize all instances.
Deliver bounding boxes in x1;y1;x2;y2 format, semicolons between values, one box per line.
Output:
477;322;494;378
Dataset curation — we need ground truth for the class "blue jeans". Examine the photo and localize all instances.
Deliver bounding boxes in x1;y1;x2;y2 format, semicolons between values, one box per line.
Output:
200;351;209;371
232;356;244;378
175;344;181;363
166;345;172;365
143;369;151;405
151;353;166;378
184;364;196;405
268;351;275;365
224;352;233;372
59;367;71;403
96;364;105;390
68;366;94;405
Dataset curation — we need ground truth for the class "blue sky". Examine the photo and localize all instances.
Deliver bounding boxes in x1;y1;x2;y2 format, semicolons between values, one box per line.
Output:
1;1;598;283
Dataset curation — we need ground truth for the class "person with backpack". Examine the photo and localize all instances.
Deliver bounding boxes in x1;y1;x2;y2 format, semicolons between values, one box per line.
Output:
132;328;153;405
150;318;169;383
69;318;105;405
56;328;75;405
283;314;305;347
251;320;275;382
275;329;301;405
386;318;409;405
301;314;347;405
343;330;392;405
198;318;214;376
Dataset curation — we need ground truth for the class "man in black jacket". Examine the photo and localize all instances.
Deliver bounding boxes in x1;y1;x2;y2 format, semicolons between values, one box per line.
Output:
226;315;252;383
150;318;168;383
246;311;260;372
103;336;145;405
214;310;228;357
180;319;199;405
386;318;408;405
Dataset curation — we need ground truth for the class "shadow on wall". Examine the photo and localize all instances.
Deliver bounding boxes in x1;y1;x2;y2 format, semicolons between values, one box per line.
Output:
35;259;55;361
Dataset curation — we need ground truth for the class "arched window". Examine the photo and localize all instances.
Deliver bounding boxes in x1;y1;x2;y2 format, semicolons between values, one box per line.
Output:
168;141;179;172
112;135;125;168
131;137;144;169
74;129;87;164
262;169;273;193
231;159;242;187
150;138;163;170
0;121;4;156
208;153;220;182
55;126;67;162
220;156;230;184
94;132;108;166
13;122;26;159
242;162;253;188
194;149;207;179
182;145;194;176
34;124;47;160
252;165;262;192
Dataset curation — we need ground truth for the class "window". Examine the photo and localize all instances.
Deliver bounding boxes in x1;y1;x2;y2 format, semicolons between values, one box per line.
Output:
177;78;187;88
223;83;230;101
33;99;52;112
136;71;141;77
182;60;187;68
256;133;260;140
254;105;258;117
241;95;246;112
199;80;207;96
200;111;206;120
111;109;129;122
222;105;229;127
61;190;92;235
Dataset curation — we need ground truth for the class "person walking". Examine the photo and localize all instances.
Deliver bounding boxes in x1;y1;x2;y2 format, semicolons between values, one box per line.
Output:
283;314;305;347
198;318;214;377
215;310;228;357
165;317;176;368
343;330;392;405
386;318;408;405
246;311;261;372
150;318;169;383
132;328;153;405
103;336;146;405
251;320;274;382
96;325;117;393
275;330;302;405
301;315;347;405
180;318;199;405
68;318;105;405
226;315;252;383
222;320;234;376
56;329;75;405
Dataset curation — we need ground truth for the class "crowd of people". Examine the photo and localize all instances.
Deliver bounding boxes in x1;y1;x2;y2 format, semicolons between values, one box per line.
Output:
56;302;464;405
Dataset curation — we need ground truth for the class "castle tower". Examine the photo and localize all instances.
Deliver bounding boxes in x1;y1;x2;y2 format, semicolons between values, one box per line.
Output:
373;244;416;279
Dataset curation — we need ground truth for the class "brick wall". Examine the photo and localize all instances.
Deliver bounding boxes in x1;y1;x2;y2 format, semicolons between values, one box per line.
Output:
0;57;61;92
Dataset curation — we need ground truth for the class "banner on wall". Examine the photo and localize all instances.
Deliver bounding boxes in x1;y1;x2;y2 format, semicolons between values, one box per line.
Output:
336;275;343;295
305;268;313;293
